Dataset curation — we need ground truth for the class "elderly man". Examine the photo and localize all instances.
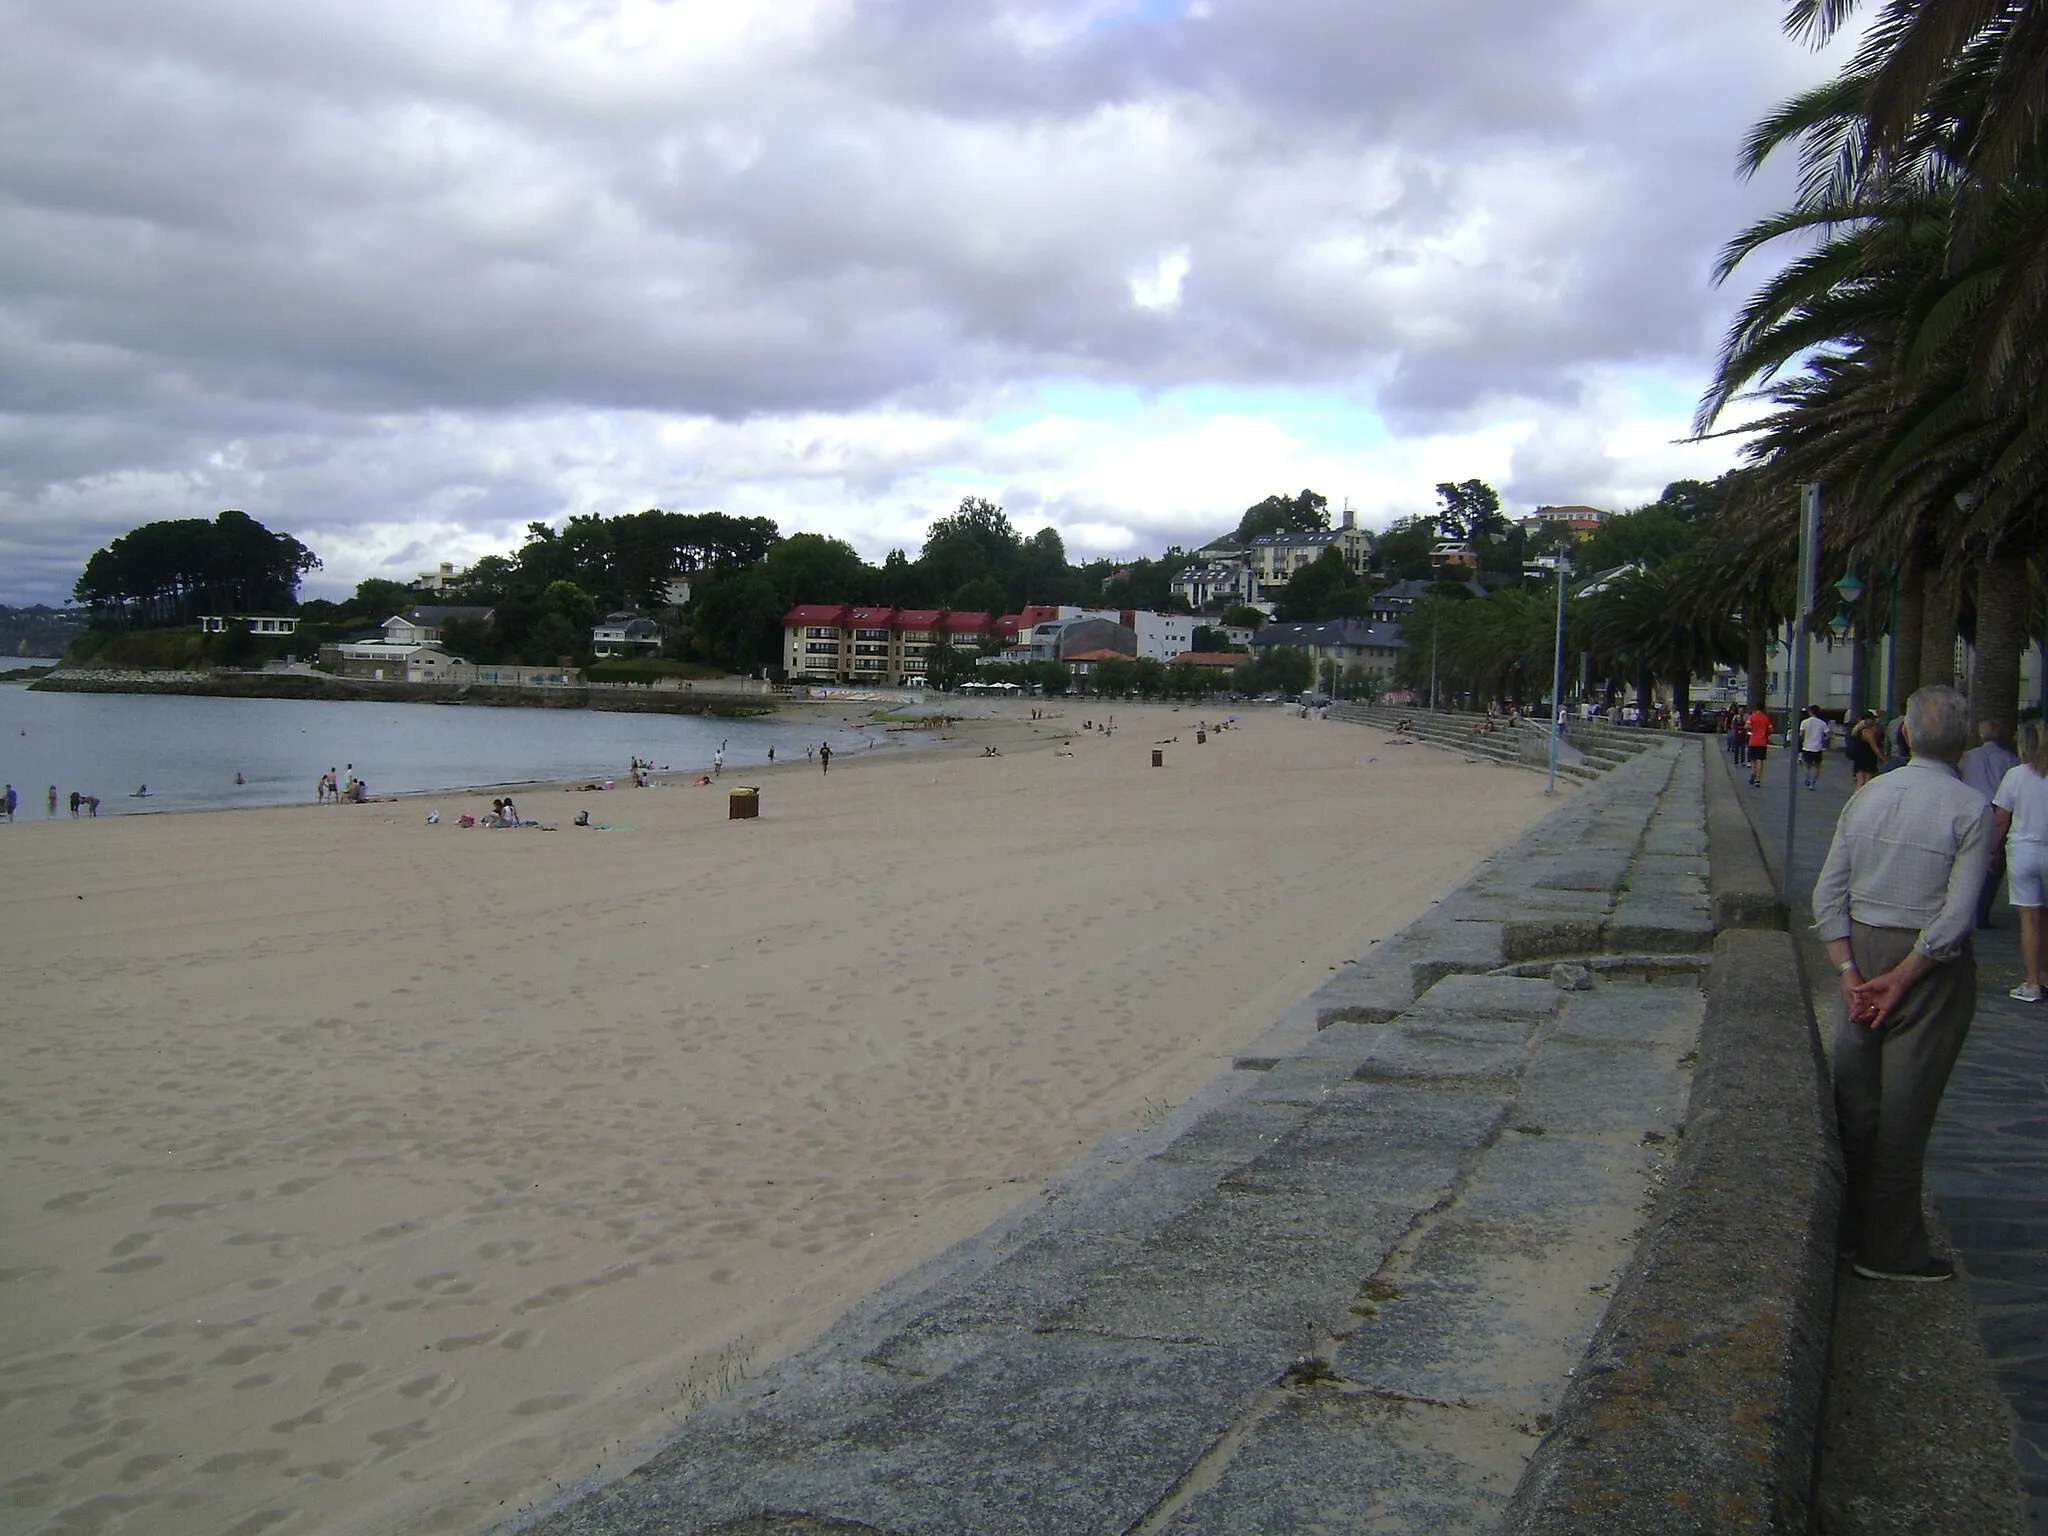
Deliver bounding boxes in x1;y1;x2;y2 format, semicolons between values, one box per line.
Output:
1813;684;1991;1283
1960;717;2019;927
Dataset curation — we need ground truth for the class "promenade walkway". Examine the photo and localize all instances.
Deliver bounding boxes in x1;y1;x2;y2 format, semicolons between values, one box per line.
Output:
1724;737;2045;1532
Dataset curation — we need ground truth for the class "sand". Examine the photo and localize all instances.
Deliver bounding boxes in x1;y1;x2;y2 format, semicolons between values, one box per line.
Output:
0;702;1559;1536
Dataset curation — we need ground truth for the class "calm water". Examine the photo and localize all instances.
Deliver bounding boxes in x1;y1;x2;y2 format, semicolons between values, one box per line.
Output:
0;671;924;816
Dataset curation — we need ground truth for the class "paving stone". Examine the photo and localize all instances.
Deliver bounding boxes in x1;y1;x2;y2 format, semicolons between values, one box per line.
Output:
1156;1390;1526;1536
1333;1210;1631;1415
1509;1041;1692;1137
1305;965;1414;1026
1045;1187;1421;1351
1532;849;1637;892
765;1335;1282;1536
1352;1025;1533;1089
1377;920;1508;990
1607;892;1715;954
1410;973;1569;1020
1548;986;1705;1049
1219;1085;1507;1206
863;1228;1126;1376
1154;1097;1312;1167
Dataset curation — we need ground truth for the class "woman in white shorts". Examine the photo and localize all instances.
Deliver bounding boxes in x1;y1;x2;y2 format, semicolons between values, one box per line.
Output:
1991;719;2048;1003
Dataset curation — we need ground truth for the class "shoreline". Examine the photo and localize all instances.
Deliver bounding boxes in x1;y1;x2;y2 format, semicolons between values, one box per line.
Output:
0;686;1051;821
0;704;1554;1536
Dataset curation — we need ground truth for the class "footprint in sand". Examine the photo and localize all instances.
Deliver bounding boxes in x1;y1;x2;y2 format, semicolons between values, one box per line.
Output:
512;1393;582;1416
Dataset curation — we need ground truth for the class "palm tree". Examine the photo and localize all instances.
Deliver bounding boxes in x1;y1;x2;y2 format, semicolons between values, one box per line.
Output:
1697;5;2047;742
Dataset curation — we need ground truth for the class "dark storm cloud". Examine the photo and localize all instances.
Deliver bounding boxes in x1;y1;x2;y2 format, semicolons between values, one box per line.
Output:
0;0;1835;601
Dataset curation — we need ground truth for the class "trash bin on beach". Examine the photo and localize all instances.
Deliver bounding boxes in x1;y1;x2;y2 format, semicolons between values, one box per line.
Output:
1196;729;1207;744
728;786;760;820
1151;749;1163;768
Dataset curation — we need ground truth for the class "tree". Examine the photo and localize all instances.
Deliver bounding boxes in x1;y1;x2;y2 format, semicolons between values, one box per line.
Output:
74;510;320;627
1695;2;2048;744
948;576;1008;615
347;578;417;621
764;533;870;608
920;497;1019;597
689;568;783;674
1233;649;1313;697
1275;547;1367;622
923;637;980;691
1372;516;1438;581
1233;489;1330;543
1218;604;1266;631
1434;480;1505;542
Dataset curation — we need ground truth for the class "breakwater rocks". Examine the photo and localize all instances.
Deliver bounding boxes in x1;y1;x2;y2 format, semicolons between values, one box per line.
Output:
28;669;778;716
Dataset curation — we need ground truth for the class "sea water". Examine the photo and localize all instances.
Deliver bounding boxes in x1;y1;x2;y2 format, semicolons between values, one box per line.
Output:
0;676;923;816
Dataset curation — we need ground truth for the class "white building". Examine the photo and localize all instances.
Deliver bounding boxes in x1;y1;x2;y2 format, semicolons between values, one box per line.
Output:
1128;611;1196;662
199;615;300;636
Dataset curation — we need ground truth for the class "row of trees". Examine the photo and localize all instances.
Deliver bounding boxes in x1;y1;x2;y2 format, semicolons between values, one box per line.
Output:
1683;0;2046;742
1397;564;1745;717
73;511;321;627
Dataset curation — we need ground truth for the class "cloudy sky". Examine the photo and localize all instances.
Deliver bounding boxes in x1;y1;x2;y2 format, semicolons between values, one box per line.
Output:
0;0;1841;605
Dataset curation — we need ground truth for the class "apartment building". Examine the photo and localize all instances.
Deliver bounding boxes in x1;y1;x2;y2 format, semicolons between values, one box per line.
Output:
782;606;1015;685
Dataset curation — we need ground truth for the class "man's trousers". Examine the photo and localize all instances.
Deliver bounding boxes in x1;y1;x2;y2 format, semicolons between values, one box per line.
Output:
1834;922;1977;1271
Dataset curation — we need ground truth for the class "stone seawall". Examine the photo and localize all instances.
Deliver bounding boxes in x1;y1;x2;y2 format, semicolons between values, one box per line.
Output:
498;735;1856;1536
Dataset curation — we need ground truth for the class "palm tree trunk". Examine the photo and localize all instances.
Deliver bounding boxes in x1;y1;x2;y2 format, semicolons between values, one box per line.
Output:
1919;559;1960;689
1891;552;1924;708
1745;626;1769;711
1970;546;2030;748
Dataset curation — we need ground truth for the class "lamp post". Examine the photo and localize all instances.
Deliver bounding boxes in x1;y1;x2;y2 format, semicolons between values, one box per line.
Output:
1834;571;1865;712
1525;553;1571;794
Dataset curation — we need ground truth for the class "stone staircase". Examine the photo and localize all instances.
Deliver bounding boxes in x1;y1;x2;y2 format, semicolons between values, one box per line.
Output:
1332;705;1669;784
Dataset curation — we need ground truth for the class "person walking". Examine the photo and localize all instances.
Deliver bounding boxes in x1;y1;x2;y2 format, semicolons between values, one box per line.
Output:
46;784;57;817
2;784;15;821
819;742;832;775
1845;711;1883;790
1960;717;2019;928
1745;704;1774;789
1798;705;1829;790
1990;719;2048;1003
1813;684;1991;1283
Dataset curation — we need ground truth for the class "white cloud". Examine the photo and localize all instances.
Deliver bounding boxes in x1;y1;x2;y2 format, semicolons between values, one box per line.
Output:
1130;248;1191;313
0;0;1845;603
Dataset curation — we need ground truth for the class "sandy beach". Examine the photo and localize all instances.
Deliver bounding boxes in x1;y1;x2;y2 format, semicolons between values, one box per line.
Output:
0;702;1559;1536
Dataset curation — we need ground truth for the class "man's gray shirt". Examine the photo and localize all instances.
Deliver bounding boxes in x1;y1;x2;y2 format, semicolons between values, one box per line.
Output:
1959;740;2018;804
1813;759;1992;963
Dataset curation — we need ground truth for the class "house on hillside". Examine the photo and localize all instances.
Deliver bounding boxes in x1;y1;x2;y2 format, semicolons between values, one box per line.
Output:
1368;578;1487;625
199;615;301;636
382;606;493;647
1251;619;1407;684
1516;505;1606;542
591;613;663;657
1247;509;1372;599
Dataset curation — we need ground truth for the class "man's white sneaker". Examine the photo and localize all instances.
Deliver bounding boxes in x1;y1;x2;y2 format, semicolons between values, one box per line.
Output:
2011;982;2043;1003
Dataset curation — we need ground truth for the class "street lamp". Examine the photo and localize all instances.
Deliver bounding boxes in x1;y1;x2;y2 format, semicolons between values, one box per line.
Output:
1524;553;1572;794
